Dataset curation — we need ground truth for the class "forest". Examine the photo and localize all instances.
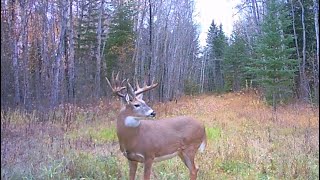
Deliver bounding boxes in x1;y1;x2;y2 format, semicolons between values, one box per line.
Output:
1;0;318;109
1;0;319;179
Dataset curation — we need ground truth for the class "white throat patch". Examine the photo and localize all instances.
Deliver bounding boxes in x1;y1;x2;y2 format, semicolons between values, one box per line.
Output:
124;116;141;127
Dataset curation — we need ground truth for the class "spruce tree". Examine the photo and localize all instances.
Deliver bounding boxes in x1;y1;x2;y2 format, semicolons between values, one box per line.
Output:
252;0;297;107
76;1;103;56
206;21;228;92
105;1;135;75
224;31;250;91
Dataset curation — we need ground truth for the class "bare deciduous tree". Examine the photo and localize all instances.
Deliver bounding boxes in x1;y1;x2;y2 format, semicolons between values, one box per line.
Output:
52;0;68;106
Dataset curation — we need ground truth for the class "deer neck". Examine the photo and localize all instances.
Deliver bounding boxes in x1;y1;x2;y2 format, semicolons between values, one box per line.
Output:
116;109;142;148
118;108;142;129
125;116;141;127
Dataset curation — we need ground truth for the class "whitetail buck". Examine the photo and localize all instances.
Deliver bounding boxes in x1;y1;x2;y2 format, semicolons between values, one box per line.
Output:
106;73;206;180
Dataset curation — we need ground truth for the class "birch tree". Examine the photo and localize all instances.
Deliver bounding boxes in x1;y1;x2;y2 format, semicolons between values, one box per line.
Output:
95;0;104;99
313;0;319;103
297;0;309;101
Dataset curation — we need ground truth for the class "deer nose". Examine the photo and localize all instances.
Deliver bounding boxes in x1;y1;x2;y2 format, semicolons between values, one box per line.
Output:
150;111;156;117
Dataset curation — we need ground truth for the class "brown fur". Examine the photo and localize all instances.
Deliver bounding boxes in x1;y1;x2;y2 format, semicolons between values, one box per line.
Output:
117;105;206;180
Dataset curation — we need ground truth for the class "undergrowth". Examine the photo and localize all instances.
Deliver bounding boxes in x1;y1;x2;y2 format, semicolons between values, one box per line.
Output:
1;92;319;179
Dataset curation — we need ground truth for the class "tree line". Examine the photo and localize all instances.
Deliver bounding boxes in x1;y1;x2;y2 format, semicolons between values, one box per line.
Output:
1;0;318;110
201;0;319;108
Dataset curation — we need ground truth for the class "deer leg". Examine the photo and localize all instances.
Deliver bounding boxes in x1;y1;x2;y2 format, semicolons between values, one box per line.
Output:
129;160;138;180
179;149;198;180
143;158;153;180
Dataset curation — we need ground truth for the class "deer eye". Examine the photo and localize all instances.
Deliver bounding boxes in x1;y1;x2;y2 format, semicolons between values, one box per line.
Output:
134;104;140;108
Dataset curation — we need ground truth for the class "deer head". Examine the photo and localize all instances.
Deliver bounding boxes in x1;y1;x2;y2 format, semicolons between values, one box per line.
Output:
106;72;158;118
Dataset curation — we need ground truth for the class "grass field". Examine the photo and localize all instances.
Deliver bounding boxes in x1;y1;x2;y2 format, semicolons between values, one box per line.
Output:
1;91;319;179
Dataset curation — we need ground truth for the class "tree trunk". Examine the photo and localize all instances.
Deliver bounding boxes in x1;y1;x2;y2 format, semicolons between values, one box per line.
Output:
290;0;302;98
95;0;103;99
133;0;147;81
297;0;309;101
68;0;75;102
52;0;68;107
1;7;6;106
313;0;319;103
34;41;41;107
148;0;153;101
21;7;29;107
233;71;241;92
290;0;300;60
251;0;261;34
10;0;20;106
200;50;207;93
41;0;49;105
12;38;20;106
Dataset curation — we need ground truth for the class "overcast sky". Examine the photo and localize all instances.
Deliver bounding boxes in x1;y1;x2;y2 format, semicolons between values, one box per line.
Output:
195;0;240;47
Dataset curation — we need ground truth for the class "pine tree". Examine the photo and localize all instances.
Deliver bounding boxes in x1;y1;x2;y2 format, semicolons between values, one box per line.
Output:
252;0;297;107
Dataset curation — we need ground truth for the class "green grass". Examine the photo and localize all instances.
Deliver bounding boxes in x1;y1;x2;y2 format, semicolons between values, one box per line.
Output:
65;126;117;144
153;158;189;180
67;153;124;179
206;127;221;140
89;127;117;143
219;160;252;176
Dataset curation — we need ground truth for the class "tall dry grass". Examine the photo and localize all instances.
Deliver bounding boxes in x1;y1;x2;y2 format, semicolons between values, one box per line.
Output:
1;91;319;179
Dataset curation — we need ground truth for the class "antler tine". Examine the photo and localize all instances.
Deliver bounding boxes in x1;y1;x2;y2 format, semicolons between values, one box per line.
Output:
134;78;159;96
111;71;115;80
115;71;120;81
114;72;120;87
110;71;115;87
105;76;112;89
106;71;126;98
127;80;136;98
135;79;141;90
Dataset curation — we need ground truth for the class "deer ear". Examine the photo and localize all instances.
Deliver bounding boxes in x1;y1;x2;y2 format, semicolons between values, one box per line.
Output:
136;93;143;100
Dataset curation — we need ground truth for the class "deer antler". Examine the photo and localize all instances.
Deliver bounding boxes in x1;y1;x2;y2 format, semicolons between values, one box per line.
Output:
134;78;158;96
106;72;126;97
126;80;136;99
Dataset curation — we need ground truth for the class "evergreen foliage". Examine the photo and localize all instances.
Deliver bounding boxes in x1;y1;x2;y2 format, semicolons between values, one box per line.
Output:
224;31;250;91
251;0;297;106
205;21;228;92
105;1;135;75
77;1;104;54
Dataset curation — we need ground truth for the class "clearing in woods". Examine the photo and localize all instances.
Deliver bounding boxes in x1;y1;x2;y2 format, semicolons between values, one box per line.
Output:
1;91;319;179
